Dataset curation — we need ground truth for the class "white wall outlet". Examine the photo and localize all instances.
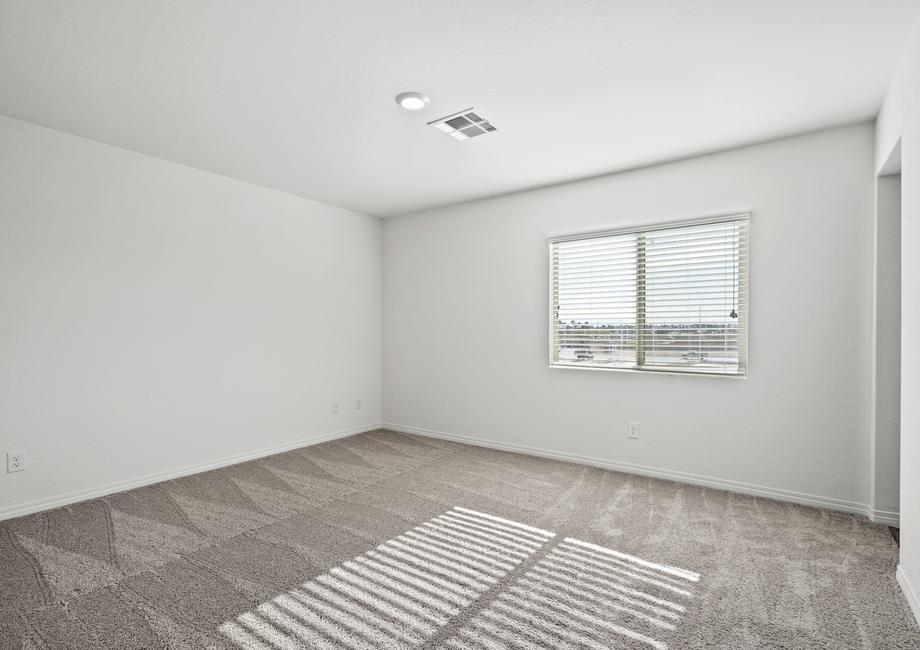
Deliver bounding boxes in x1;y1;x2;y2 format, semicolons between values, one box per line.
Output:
7;451;25;473
332;400;340;414
355;397;363;410
627;422;640;439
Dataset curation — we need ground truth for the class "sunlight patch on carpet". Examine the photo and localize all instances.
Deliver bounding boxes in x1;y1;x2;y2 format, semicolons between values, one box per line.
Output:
219;508;698;649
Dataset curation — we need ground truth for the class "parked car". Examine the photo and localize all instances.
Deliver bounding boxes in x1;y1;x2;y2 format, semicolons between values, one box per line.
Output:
574;347;594;361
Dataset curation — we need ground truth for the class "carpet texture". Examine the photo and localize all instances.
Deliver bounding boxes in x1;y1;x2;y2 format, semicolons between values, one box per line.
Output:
1;429;917;649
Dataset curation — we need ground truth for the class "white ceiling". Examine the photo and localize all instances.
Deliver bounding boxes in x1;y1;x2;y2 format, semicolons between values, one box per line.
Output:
1;1;917;217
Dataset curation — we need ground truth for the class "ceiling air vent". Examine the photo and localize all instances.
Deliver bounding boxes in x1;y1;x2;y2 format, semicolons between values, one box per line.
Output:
428;108;497;141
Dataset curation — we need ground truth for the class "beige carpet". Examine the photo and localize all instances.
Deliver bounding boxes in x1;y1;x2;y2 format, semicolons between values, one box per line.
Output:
1;429;917;649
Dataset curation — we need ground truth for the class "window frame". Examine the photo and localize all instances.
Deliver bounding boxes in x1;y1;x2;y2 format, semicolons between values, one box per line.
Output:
547;213;750;378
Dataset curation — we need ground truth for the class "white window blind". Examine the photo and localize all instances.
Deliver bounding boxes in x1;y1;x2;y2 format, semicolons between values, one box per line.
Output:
549;215;748;376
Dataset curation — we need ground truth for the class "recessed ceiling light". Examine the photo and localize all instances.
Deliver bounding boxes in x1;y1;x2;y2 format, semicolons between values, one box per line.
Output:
395;92;430;111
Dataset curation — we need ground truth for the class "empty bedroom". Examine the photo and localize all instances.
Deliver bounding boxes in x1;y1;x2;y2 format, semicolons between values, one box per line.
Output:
2;1;920;648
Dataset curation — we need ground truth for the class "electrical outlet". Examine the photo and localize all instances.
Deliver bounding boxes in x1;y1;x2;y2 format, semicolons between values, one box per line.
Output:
332;401;340;414
7;452;25;473
627;422;639;439
355;397;363;410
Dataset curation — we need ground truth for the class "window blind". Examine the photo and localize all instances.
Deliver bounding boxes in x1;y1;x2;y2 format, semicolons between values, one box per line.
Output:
549;215;748;376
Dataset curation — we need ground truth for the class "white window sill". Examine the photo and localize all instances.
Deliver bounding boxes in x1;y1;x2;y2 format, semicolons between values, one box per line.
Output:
548;362;747;379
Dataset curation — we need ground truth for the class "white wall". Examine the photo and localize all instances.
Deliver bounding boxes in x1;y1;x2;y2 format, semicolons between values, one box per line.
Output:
877;14;920;626
871;172;901;524
384;123;875;512
0;115;382;518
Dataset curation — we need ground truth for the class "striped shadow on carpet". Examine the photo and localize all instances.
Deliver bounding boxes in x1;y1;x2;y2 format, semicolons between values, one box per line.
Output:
218;506;699;649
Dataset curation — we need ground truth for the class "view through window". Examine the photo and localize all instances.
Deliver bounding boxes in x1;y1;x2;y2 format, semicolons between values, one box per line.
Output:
549;215;748;376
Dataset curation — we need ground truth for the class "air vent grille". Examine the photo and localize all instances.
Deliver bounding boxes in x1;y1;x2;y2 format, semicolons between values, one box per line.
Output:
429;108;497;141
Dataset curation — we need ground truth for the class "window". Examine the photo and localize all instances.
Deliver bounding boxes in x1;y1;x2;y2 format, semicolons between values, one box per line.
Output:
549;215;749;376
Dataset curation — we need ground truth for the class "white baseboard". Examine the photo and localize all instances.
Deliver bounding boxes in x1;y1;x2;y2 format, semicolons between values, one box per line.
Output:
384;422;873;519
870;507;900;527
897;565;920;627
0;422;382;522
